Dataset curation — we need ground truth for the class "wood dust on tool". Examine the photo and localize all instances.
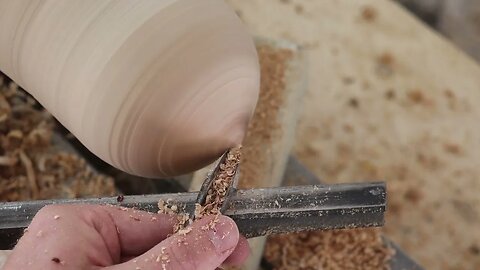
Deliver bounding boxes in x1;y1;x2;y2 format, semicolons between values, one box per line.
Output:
0;76;115;201
158;147;241;233
195;147;241;218
157;199;190;233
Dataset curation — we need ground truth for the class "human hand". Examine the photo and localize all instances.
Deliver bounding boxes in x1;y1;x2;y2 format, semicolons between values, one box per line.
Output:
4;204;249;270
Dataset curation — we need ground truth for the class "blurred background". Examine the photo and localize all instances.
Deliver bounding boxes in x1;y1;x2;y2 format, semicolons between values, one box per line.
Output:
397;0;480;63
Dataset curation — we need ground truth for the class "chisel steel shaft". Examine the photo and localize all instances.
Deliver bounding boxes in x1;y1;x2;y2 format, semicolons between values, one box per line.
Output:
0;182;386;238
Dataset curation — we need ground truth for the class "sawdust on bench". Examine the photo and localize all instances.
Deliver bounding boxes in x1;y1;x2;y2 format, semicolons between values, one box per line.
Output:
265;229;394;270
242;44;395;270
238;44;292;189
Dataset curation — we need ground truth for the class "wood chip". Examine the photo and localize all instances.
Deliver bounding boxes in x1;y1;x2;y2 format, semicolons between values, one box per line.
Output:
361;6;377;22
18;150;38;198
177;227;192;236
157;199;189;233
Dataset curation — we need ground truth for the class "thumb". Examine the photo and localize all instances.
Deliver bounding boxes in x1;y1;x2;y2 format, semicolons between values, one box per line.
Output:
105;215;239;270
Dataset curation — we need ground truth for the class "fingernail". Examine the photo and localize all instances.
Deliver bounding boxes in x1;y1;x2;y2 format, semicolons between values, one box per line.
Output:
206;216;239;255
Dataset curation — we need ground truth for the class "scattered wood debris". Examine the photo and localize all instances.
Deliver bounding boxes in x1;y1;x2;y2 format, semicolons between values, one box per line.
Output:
0;76;115;201
158;147;241;233
249;45;395;269
385;89;396;100
407;89;425;104
376;52;395;78
378;52;395;67
342;76;355;85
294;4;304;15
348;97;360;108
157;199;189;233
201;215;220;231
157;246;170;270
177;226;192;236
443;142;461;155
129;215;140;221
361;6;377;22
238;45;292;189
404;187;423;204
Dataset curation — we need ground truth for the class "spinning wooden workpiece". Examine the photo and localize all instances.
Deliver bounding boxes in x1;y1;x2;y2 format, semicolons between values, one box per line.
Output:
0;0;259;178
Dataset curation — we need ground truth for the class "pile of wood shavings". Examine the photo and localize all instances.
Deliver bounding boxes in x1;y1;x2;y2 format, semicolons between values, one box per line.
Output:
238;45;292;189
264;229;395;270
240;45;395;269
157;199;190;233
0;76;115;201
158;147;241;233
195;146;241;218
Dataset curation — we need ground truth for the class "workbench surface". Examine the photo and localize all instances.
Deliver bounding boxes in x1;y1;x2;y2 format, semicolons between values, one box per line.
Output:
228;0;480;269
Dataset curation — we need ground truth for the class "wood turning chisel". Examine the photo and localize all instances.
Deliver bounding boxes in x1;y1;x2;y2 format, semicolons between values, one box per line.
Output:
0;149;386;248
0;182;386;239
